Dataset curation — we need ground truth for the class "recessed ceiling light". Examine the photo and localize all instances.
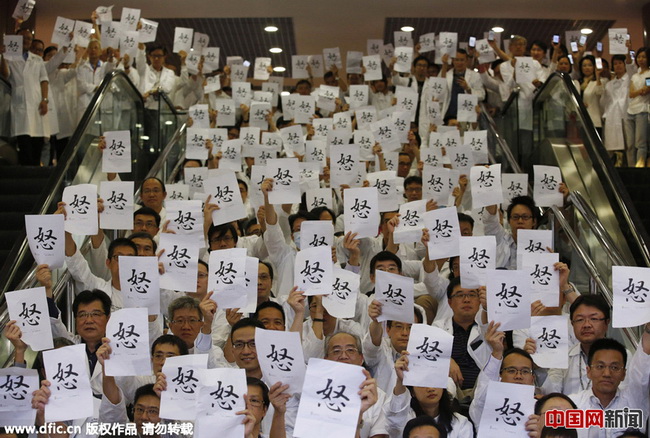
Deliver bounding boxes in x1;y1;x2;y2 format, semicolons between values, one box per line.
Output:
401;26;415;32
581;28;593;35
269;47;283;54
280;91;290;96
492;26;505;33
273;66;286;72
264;26;278;32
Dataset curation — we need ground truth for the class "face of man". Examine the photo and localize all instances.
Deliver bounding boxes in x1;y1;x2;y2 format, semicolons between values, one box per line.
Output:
571;305;609;345
133;394;161;435
447;285;480;322
257;263;272;302
508;204;536;241
131;237;155;256
587;349;626;397
238;182;248;202
141;179;166;213
196;263;209;296
87;40;101;63
209;229;236;250
133;214;159;236
398;155;412;178
500;353;535;385
413;60;429;81
169;308;202;348
246;384;267;427
369;259;400;283
30;41;44;57
408;425;440;438
459;221;473;237
296;82;311;95
232;326;260;375
452;53;468;73
258;307;285;331
75;300;109;345
246;223;262;236
509;39;527;57
404;182;423;202
148;49;166;71
380;212;399;239
348;73;363;85
106;245;137;280
387;321;411;352
151;343;181;374
325;333;363;366
18;30;33;52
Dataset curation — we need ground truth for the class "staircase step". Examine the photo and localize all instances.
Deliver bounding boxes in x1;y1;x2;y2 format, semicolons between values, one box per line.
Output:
0;194;42;214
0;212;27;230
0;178;49;195
0;166;53;180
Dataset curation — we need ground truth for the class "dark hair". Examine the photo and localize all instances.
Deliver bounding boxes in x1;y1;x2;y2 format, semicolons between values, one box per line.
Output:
324;71;335;80
569;294;610;322
457;212;475;228
534;392;577;414
236;179;248;191
402;416;447;438
491;59;505;70
578;55;598;81
127;232;158;252
456;48;468;57
611;54;627;65
142;177;166;194
289;210;311;232
295;79;312;91
134;206;162;228
244;217;259;234
254;301;286;324
230;318;266;342
198;259;209;270
404;176;423;189
259;260;274;280
134;384;159;405
587;338;627;366
506;196;540;223
446;277;462;299
369;251;403;275
107;237;138;260
636;47;650;67
309;206;336;224
398;151;411;159
247;377;270;408
541;426;578;438
408;388;455;433
530;40;548;53
413;55;431;67
73;289;112;317
617;430;649;438
207;223;239;247
151;334;189;356
387;309;422;328
44;46;58;57
146;44;168;56
501;347;535;371
183;158;204;168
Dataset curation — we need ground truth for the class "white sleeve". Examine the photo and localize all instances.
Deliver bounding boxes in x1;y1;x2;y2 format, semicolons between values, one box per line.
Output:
99;386;129;424
384;391;412;437
469;354;502;427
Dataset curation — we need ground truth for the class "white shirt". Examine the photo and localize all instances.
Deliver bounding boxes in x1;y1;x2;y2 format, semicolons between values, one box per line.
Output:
6;51;51;137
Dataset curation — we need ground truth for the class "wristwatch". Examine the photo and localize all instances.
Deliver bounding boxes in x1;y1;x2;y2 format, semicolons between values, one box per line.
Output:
42;98;49;103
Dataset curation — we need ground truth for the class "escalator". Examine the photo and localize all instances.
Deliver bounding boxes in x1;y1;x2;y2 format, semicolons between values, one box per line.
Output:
0;70;185;366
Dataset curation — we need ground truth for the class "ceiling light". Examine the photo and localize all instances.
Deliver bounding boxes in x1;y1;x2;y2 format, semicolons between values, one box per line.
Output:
401;26;415;32
264;26;278;32
280;91;290;96
492;26;505;33
273;66;286;72
269;47;283;54
581;28;593;35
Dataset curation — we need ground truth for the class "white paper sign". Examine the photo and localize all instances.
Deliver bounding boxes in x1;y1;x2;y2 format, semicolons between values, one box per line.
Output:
232;81;252;107
184;167;208;194
419;33;436;53
478;381;535;437
12;0;35;22
72;21;93;48
323;47;342;69
486;269;531;331
367;39;383;56
344;187;380;238
438;32;458;57
239;257;259;315
138;18;159;43
533;165;563;207
194;368;246;438
95;5;113;23
292;55;310;79
159;233;200;293
215;99;236;126
470;164;503;209
25;214;65;269
209;248;248;309
367;170;398;213
422;165;451;205
160;354;208;420
205;171;247;225
119;7;140;32
530;315;569;369
514;56;536;86
294;358;364;438
119;32;139;59
102;130;131;173
465;130;489;164
51;17;75;46
522;252;560;307
477;39;497;64
403;324;454;388
460;236;496;288
5;287;54;351
363;55;382;81
43;344;93;422
457;94;478;122
0;367;38;422
449;145;474;173
301;221;334;249
330;144;360;188
393;200;427;244
375;270;414;323
612;265;650;328
423;207;461;260
608;28;628;55
63;184;98;236
165;200;204;246
349;85;369;110
173;27;193;54
502;173;528;206
256;329;307;395
118;256;160;315
323;268;360;319
308;55;325;78
294;246;333;296
2;36;22;60
267;158;301;204
192;32;209;54
104;308;151;376
100;181;134;230
394;46;414;73
516;230;553;269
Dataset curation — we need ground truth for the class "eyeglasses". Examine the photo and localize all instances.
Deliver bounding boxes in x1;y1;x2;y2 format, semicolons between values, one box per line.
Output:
510;214;533;221
405;186;423;193
134;405;160;416
571;317;607;325
150;54;165;59
134;220;157;229
247;398;263;408
170;318;202;326
258;274;271;281
110;253;134;261
590;363;624;373
210;235;234;244
197;273;209;279
76;311;106;320
327;347;359;358
501;367;533;376
451;292;479;300
232;340;256;350
152;352;178;360
142;188;163;194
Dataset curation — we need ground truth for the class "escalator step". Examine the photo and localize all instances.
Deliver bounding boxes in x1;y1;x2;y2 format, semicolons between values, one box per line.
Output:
0;212;27;230
0;166;53;179
0;178;49;195
0;194;42;213
0;230;21;249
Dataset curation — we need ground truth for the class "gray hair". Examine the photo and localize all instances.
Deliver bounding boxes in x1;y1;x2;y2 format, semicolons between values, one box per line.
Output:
323;331;363;358
168;296;202;321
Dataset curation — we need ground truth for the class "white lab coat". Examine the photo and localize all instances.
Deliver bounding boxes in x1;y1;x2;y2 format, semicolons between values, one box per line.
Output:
76;59;115;120
6;51;51;137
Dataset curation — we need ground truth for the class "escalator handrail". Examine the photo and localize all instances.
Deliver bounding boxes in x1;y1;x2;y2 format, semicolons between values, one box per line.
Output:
499;87;520;116
534;72;650;266
0;70;144;295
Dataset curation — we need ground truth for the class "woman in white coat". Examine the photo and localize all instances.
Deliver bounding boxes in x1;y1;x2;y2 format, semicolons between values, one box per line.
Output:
0;28;50;165
577;55;606;136
601;54;635;166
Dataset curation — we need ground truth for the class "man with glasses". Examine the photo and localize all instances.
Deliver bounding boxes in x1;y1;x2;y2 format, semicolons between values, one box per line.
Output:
403;176;423;202
167;296;211;353
140;177;167;226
